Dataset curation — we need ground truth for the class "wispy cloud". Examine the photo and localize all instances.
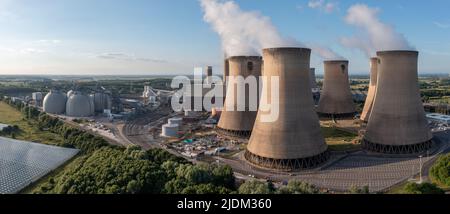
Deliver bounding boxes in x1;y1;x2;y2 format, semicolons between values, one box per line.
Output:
308;0;338;13
97;53;167;63
434;21;450;29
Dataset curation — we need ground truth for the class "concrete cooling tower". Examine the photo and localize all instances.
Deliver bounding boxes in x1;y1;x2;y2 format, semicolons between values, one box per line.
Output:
217;56;262;137
317;60;356;118
363;51;433;154
43;90;67;114
66;92;94;117
224;58;229;81
245;48;329;170
360;58;379;122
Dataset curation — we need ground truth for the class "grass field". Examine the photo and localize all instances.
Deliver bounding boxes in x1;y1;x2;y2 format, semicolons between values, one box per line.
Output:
0;101;63;145
321;127;360;151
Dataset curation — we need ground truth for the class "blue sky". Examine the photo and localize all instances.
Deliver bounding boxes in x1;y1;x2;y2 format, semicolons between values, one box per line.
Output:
0;0;449;75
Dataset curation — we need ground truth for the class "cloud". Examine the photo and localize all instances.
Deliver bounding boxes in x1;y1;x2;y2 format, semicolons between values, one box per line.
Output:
433;22;450;29
307;43;346;60
308;0;338;13
97;53;167;63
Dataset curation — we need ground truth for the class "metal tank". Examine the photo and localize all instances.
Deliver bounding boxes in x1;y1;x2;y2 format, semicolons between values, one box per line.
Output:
363;50;433;154
245;48;329;170
360;57;379;122
43;90;67;114
66;91;94;117
161;124;179;138
317;60;356;118
217;56;262;137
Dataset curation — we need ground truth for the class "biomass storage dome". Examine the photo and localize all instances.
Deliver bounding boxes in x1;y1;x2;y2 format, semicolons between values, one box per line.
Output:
217;56;262;137
66;92;94;117
360;58;379;122
363;51;433;154
245;48;329;170
67;90;75;98
317;60;356;118
43;90;67;114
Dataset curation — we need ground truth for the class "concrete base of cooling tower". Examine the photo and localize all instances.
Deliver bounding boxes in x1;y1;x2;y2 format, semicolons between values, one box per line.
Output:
362;139;433;155
216;127;252;138
318;112;356;120
244;150;330;171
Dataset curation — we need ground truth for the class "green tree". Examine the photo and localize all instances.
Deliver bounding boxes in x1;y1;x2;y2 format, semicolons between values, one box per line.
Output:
238;180;273;194
401;182;445;194
277;180;320;194
430;154;450;187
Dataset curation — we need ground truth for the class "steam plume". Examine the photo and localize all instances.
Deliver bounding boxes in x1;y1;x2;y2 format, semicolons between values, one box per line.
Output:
309;44;346;60
340;4;414;57
200;0;302;57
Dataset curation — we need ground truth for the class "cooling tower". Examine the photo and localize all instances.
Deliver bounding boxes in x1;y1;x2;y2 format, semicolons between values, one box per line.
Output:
360;58;379;122
363;51;433;154
245;48;329;170
317;60;356;118
43;90;67;114
66;92;94;117
224;58;229;81
217;56;262;137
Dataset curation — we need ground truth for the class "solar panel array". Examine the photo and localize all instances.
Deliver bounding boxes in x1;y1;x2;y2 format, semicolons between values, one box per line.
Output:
0;137;79;194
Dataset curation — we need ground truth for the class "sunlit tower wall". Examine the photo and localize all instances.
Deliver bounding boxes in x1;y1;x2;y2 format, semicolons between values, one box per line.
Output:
363;50;433;154
245;48;329;170
360;57;379;122
217;56;262;137
317;60;356;118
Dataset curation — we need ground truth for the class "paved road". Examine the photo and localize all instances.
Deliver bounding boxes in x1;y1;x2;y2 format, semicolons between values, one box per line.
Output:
218;131;450;193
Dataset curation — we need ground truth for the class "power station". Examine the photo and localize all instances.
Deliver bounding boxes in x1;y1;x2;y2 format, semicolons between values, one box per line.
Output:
245;48;329;170
360;57;379;122
217;56;262;137
317;60;356;118
363;51;433;154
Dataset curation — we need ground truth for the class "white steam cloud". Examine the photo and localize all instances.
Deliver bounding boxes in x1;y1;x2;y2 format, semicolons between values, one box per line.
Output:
200;0;302;57
309;44;346;60
340;4;414;57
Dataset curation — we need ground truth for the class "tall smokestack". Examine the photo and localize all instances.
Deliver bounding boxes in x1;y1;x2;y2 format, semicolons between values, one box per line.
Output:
317;60;356;118
217;56;262;137
245;48;329;170
360;57;379;122
309;68;318;89
363;51;433;154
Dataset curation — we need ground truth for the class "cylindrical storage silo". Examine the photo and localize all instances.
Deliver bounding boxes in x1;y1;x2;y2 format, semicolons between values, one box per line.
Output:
43;90;67;114
360;57;379;122
245;48;329;170
363;51;433;154
93;92;112;113
217;56;262;137
317;60;356;118
162;124;179;137
66;92;94;117
168;117;183;126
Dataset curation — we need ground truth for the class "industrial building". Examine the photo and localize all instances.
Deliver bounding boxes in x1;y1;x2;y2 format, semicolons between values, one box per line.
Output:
360;57;379;122
363;51;433;154
317;60;356;118
427;113;450;125
217;56;262;137
66;91;94;117
93;92;113;113
245;48;329;170
43;90;67;114
32;92;43;107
